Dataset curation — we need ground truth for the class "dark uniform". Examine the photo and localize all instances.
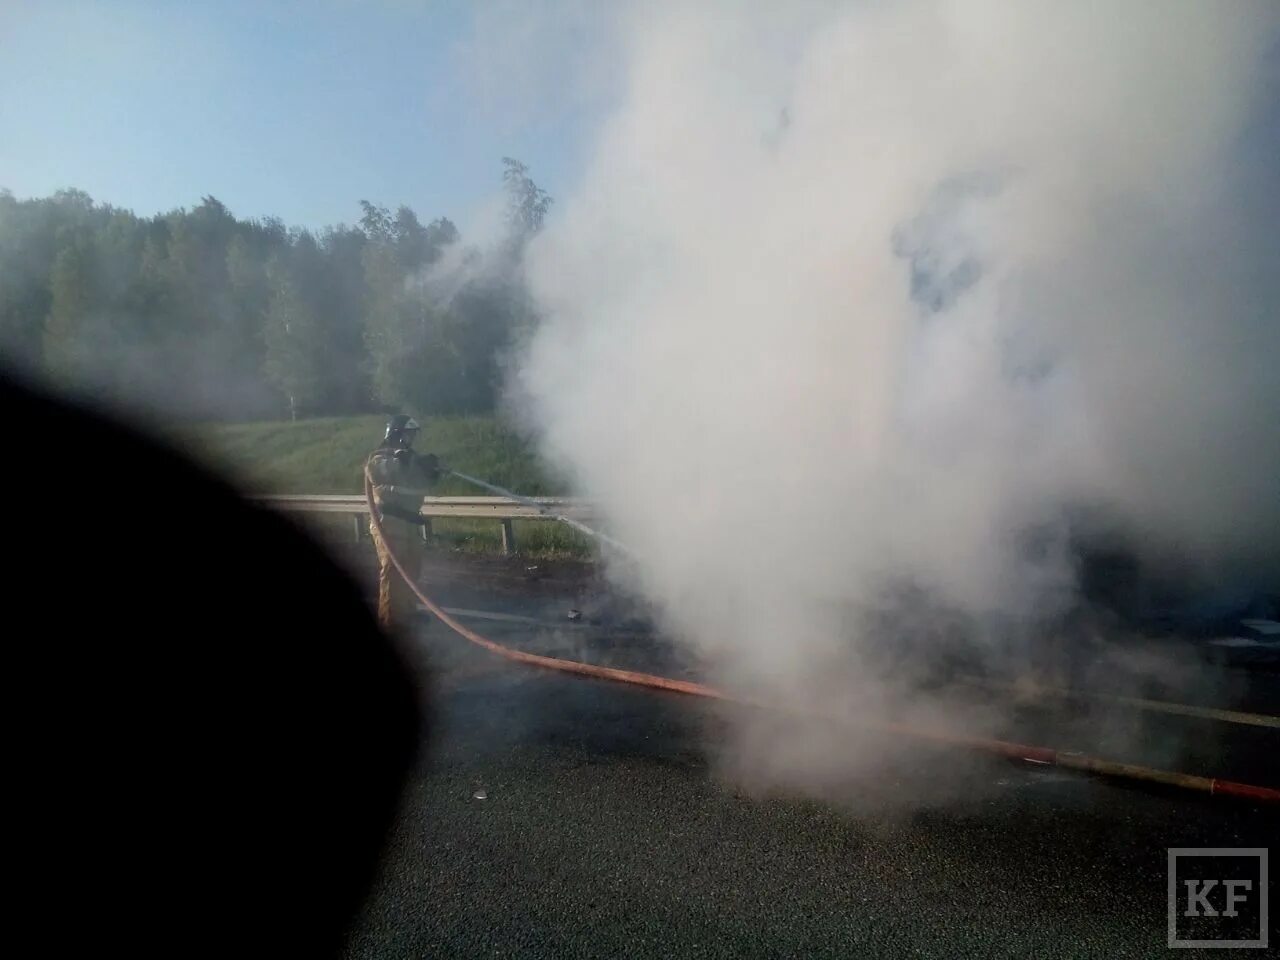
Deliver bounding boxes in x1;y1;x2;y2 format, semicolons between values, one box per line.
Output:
366;416;443;630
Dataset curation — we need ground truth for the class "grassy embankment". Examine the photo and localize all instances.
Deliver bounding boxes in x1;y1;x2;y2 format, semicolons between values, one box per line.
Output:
183;415;592;557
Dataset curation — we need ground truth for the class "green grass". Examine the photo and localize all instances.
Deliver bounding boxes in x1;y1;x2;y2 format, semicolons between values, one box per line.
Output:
184;414;563;495
180;414;592;558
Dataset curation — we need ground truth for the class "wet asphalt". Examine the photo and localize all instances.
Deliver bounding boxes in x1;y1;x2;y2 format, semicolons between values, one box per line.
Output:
340;551;1277;959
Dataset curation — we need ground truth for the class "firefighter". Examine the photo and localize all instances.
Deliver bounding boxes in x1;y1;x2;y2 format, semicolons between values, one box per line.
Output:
366;415;444;630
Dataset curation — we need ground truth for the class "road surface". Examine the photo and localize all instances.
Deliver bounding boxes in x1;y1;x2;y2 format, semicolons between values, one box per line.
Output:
341;552;1278;958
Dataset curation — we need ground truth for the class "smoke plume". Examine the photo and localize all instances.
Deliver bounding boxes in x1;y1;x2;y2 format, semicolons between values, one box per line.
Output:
514;0;1280;752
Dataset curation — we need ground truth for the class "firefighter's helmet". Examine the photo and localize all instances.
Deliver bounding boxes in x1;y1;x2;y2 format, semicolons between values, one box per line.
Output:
383;415;420;447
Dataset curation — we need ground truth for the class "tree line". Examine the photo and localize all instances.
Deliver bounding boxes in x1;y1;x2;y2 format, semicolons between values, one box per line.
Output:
0;158;551;420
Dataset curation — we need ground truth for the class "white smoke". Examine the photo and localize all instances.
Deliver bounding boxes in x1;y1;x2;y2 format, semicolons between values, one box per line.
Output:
514;1;1280;720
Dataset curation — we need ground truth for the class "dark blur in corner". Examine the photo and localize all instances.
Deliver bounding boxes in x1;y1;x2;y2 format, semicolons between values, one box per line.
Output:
3;371;424;958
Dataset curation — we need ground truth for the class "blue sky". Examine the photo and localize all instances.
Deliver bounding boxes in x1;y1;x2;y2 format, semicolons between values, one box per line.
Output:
0;1;612;230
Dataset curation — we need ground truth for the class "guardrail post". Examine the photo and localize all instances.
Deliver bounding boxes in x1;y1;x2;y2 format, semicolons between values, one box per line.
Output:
421;518;433;542
500;519;516;556
352;514;363;544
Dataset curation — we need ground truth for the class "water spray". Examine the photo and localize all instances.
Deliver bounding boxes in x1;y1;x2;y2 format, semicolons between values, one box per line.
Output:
447;468;633;555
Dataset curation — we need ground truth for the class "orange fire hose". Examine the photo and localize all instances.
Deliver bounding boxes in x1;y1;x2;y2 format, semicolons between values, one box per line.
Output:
363;470;1279;804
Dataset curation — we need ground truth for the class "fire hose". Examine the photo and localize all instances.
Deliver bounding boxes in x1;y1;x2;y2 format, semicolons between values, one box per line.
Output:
364;469;1279;805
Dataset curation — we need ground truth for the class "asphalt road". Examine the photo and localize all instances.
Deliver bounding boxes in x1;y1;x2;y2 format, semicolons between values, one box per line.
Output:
342;552;1278;959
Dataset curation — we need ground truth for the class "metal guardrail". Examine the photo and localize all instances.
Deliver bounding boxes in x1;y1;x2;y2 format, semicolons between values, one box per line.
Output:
253;494;595;554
